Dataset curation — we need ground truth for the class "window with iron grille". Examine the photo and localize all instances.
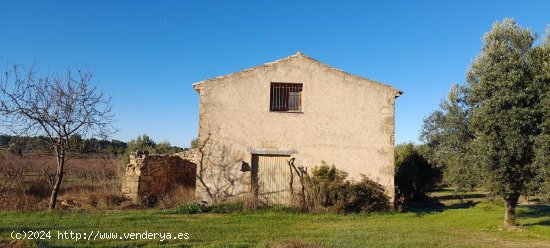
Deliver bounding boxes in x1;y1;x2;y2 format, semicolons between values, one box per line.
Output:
270;83;303;112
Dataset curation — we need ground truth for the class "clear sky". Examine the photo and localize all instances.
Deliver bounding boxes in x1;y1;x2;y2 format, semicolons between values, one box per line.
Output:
1;1;549;147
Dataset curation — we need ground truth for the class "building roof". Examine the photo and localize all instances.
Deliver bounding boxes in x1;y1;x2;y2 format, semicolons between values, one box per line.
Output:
192;51;403;97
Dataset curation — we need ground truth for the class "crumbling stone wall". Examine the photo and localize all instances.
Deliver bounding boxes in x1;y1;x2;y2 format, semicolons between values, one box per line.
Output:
123;152;196;203
175;149;199;164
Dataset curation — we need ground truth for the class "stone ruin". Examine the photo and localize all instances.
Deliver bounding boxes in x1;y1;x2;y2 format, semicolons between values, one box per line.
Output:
122;152;197;203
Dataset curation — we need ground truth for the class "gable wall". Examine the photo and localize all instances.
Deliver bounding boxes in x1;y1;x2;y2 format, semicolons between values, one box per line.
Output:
196;56;397;201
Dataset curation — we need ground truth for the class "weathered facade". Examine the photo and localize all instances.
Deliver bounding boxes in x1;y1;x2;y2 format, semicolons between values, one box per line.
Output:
193;52;401;203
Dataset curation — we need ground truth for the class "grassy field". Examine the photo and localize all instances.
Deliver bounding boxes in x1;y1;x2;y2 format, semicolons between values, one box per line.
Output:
1;201;549;248
1;153;548;248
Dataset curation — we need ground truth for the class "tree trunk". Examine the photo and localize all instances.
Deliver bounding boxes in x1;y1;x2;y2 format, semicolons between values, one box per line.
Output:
503;192;520;228
48;148;65;210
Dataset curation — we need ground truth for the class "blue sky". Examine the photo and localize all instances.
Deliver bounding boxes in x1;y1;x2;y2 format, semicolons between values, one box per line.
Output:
1;1;549;147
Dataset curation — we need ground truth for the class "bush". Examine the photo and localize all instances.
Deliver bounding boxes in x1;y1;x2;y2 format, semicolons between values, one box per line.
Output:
332;177;391;213
174;203;204;214
395;143;442;203
306;163;390;213
174;201;244;214
310;164;348;207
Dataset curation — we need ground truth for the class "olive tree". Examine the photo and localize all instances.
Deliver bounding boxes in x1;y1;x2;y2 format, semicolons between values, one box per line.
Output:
0;65;114;209
420;85;478;193
531;28;550;203
466;19;542;227
423;19;549;227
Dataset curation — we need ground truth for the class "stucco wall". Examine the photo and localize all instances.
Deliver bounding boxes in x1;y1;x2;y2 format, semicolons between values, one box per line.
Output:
194;53;399;202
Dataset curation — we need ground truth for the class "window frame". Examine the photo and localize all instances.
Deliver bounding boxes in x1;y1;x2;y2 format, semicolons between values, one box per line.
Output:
269;82;303;113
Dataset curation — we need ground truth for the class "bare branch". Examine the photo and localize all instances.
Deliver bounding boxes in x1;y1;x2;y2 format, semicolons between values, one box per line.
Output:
0;64;116;209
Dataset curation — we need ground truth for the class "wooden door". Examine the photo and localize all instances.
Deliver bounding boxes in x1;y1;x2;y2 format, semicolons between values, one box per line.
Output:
251;154;291;205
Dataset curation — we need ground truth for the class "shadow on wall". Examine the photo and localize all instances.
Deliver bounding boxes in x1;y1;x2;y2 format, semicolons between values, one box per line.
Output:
195;132;249;204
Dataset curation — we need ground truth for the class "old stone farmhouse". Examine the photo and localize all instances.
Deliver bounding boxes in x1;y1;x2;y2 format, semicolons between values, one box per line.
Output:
192;52;401;204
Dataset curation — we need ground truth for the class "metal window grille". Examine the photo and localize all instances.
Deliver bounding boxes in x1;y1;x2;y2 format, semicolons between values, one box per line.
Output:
270;83;303;112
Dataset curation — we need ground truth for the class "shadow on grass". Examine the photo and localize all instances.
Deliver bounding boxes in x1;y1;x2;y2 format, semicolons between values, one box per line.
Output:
405;198;550;228
436;193;488;201
403;200;479;215
518;205;550;226
523;220;550;226
516;205;550;226
518;205;550;218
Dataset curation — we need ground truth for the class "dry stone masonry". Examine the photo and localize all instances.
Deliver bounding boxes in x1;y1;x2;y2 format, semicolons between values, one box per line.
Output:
122;152;197;203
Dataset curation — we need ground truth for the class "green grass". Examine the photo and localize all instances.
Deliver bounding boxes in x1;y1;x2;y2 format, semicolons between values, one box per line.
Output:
0;202;549;247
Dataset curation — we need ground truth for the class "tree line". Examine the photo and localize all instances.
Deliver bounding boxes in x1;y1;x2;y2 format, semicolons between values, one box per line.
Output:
0;134;127;155
0;134;186;156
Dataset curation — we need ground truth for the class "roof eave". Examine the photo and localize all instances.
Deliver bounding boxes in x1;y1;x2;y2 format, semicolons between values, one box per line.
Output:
395;90;403;98
191;51;403;97
192;81;204;94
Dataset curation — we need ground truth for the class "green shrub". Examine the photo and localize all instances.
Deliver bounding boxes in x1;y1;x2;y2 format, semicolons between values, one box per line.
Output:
394;143;442;203
331;177;391;213
310;164;348;207
174;201;245;214
266;204;297;213
174;203;203;214
308;164;390;213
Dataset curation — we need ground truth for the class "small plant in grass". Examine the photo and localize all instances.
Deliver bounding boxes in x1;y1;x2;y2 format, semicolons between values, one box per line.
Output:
209;201;244;213
174;203;204;214
174;201;245;214
266;204;297;213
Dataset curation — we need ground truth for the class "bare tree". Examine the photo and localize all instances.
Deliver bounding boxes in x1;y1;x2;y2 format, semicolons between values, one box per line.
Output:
288;158;311;211
0;65;114;209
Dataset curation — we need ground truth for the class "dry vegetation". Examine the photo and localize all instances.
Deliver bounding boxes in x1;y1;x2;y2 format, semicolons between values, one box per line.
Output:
0;149;195;211
0;150;123;211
